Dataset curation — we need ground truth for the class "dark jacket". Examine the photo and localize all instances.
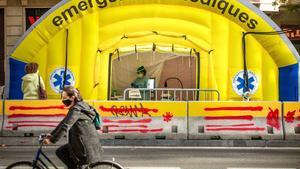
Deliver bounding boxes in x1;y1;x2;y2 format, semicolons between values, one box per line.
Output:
50;101;102;165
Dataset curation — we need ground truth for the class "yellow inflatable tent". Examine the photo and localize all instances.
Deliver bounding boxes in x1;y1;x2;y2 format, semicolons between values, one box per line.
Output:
6;0;300;101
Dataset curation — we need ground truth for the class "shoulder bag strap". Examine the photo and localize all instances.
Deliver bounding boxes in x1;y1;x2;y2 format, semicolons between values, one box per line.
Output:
38;75;41;88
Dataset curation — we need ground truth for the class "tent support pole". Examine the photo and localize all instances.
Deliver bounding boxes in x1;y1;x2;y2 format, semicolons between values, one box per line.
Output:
63;29;69;90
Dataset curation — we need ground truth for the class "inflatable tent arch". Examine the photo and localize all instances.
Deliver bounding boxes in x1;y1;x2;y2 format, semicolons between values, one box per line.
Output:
6;0;300;101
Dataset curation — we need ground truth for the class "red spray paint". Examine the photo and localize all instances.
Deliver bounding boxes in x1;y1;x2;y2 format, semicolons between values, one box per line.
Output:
206;127;265;131
107;128;163;133
267;107;280;130
206;123;255;127
204;106;263;111
284;110;296;123
99;103;158;117
9;105;65;111
204;115;253;121
163;112;173;122
8;114;66;118
102;118;152;124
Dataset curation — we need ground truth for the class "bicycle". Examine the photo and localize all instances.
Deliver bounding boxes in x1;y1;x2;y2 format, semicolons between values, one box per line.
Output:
6;134;125;169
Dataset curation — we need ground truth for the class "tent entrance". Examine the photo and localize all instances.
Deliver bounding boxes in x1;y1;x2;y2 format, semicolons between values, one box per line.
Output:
109;49;199;100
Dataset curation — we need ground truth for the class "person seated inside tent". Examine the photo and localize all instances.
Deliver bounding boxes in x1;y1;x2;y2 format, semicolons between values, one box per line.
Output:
131;66;150;100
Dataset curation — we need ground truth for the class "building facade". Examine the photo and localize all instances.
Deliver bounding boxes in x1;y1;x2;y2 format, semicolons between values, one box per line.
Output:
0;0;299;87
0;0;60;86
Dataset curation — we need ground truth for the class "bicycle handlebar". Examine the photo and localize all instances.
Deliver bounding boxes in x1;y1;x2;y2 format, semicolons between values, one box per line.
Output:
38;133;47;144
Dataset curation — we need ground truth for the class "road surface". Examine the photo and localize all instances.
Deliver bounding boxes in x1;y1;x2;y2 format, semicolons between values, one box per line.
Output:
0;146;299;169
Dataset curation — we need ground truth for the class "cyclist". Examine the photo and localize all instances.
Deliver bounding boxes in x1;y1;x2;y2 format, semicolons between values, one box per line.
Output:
42;86;102;169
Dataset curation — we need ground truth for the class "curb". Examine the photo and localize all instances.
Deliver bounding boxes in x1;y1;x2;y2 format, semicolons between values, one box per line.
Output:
1;137;300;147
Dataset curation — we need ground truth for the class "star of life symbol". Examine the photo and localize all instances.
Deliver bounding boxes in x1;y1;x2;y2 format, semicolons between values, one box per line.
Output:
232;70;258;96
50;68;75;93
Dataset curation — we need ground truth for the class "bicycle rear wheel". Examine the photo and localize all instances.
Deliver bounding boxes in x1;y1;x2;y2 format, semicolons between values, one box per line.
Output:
6;161;43;169
89;161;125;169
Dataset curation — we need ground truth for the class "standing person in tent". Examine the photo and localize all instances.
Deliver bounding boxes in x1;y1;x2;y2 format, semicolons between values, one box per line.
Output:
131;66;150;100
42;86;102;169
21;62;47;100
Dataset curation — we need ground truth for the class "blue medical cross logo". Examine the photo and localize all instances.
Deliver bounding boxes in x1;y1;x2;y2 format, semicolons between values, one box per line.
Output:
53;70;72;91
236;76;255;93
50;68;75;93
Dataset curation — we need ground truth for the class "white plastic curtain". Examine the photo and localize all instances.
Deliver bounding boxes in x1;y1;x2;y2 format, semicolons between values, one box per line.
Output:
111;51;196;95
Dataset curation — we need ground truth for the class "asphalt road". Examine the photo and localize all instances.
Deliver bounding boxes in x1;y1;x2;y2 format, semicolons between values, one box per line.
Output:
0;146;299;169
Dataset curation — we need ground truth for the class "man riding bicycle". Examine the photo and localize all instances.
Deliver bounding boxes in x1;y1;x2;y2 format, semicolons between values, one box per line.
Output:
42;86;102;169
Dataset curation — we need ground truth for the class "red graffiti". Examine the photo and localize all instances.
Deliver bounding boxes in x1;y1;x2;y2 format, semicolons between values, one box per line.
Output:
267;107;280;130
9;105;65;111
204;106;263;111
106;128;163;133
103;125;148;128
297;116;300;121
206;127;265;131
284;110;296;123
103;118;152;124
8;120;60;124
6;124;57;129
204;115;253;121
99;103;158;117
206;123;255;127
8;114;66;118
163;112;173;122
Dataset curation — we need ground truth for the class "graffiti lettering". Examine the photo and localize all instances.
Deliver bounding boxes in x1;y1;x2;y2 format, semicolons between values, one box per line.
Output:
99;103;158;117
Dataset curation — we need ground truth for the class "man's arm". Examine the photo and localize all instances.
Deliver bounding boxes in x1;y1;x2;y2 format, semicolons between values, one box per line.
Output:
50;117;66;136
50;108;80;143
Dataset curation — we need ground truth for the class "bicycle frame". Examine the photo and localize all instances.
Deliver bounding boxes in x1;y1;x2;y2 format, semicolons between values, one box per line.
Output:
32;144;59;169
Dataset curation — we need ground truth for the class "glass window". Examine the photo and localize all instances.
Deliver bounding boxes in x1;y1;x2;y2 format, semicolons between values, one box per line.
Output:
292;40;300;55
26;8;50;30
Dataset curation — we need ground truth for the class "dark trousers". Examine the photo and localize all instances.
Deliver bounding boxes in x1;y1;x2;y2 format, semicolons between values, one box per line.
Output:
56;144;78;169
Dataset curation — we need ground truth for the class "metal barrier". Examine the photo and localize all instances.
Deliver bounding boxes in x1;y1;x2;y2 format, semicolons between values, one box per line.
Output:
94;101;188;140
188;101;284;140
0;99;295;141
123;88;220;101
283;102;300;140
2;100;67;136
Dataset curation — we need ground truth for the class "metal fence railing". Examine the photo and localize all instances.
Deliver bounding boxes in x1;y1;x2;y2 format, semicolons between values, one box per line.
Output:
123;88;220;101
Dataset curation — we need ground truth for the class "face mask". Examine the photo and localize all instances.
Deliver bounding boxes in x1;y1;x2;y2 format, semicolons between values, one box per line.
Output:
62;99;73;107
137;73;144;78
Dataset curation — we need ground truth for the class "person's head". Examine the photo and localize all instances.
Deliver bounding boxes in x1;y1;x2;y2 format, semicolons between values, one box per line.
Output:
137;66;146;78
24;62;39;74
61;86;83;108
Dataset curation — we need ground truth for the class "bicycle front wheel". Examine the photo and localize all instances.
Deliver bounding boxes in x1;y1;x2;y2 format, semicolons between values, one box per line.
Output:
89;161;125;169
6;161;43;169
